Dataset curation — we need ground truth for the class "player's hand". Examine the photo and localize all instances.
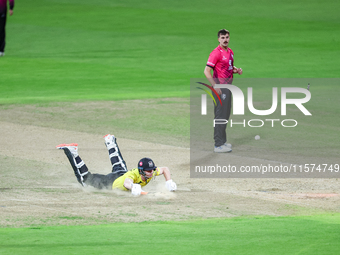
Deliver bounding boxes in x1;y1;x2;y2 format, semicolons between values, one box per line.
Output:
131;184;142;196
214;88;222;95
165;180;177;192
9;10;13;16
237;68;243;75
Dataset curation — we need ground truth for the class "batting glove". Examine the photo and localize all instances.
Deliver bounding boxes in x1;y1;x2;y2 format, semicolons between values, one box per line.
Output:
131;184;142;196
165;180;177;192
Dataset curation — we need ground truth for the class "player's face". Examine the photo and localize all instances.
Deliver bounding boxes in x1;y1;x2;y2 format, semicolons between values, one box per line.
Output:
144;169;155;178
218;34;230;49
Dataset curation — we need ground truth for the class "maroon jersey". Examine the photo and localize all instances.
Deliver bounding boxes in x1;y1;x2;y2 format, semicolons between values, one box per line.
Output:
206;45;234;84
0;0;14;14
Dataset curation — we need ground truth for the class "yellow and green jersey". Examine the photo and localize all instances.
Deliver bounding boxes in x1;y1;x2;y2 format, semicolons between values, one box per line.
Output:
112;168;161;191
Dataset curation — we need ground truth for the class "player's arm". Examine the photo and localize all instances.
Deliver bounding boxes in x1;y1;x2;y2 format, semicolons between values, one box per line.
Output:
9;0;14;15
123;177;134;190
157;167;177;192
204;66;222;95
233;66;243;75
204;66;216;86
123;177;143;196
157;167;171;180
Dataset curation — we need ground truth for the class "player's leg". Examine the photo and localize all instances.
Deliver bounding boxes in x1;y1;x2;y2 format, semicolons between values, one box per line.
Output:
214;99;225;147
85;172;120;190
0;12;6;54
222;88;232;144
56;143;89;186
213;88;232;152
57;143;119;189
103;134;128;176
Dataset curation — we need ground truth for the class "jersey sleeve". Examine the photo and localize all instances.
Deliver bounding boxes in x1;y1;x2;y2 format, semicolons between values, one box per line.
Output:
154;168;161;176
206;49;220;69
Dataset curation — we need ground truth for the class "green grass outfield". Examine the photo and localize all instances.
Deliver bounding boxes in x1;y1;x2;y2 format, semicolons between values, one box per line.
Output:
1;215;339;255
0;0;339;104
1;0;340;254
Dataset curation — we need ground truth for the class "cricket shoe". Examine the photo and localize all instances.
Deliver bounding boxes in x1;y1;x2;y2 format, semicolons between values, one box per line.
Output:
214;144;232;153
224;142;232;148
104;134;117;150
56;143;88;186
56;143;79;157
0;52;4;57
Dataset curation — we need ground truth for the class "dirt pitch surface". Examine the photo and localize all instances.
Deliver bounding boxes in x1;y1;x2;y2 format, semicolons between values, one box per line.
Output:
0;102;339;227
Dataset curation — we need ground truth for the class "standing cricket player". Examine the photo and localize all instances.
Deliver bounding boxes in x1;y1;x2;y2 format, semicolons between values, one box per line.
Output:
0;0;14;56
204;29;243;153
56;134;177;196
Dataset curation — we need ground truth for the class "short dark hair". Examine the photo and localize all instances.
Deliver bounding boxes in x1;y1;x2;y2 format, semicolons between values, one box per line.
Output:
218;29;230;38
